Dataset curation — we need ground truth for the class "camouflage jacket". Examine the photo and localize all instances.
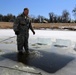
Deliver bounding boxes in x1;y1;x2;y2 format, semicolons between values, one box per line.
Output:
13;13;34;35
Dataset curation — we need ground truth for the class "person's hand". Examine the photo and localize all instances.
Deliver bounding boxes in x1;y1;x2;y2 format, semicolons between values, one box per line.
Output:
33;31;35;35
15;31;19;35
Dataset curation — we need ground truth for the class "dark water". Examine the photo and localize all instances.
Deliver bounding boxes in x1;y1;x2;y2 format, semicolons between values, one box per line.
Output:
1;50;74;73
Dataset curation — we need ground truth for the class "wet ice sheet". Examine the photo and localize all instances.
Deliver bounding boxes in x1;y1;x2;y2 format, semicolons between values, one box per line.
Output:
0;54;41;75
0;51;74;74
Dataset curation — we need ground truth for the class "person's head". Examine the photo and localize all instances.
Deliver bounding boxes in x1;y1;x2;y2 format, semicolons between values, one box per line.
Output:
23;8;29;16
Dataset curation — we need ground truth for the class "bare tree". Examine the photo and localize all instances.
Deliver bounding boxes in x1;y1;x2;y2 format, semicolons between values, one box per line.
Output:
72;6;76;22
57;16;62;23
38;15;43;23
62;10;70;23
49;12;55;23
0;14;3;22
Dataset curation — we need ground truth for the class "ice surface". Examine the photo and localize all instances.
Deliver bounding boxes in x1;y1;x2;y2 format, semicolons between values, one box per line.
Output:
0;29;76;41
0;29;76;75
54;39;71;47
0;29;76;52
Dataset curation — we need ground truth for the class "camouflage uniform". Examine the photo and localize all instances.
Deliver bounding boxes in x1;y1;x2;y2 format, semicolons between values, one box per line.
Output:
13;13;34;52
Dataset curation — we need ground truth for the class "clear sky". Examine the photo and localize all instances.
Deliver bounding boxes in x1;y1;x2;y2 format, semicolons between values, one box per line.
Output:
0;0;76;19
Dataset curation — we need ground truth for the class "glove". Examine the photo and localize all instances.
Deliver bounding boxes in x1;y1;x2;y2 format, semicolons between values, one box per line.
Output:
33;31;35;35
15;31;19;35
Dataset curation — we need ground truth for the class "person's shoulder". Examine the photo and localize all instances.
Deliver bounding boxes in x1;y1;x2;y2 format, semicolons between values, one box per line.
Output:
27;16;31;22
16;14;23;20
17;15;21;18
17;13;24;18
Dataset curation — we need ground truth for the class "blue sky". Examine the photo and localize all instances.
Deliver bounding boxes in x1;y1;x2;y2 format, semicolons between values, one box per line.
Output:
0;0;76;19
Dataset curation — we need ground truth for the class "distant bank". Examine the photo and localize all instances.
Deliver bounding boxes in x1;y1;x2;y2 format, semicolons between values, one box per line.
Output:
0;22;76;30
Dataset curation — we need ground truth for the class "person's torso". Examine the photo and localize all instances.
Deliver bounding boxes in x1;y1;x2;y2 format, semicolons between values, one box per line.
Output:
18;15;30;35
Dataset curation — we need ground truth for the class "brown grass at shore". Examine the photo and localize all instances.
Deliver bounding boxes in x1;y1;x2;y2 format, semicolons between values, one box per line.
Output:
0;22;76;29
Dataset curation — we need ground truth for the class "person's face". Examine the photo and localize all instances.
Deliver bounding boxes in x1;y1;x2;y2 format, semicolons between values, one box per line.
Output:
24;10;29;16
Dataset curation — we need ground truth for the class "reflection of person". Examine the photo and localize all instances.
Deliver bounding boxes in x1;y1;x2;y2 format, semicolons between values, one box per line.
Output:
13;8;35;55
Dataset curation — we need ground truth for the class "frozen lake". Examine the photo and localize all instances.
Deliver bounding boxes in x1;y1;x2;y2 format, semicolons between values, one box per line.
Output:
0;29;76;75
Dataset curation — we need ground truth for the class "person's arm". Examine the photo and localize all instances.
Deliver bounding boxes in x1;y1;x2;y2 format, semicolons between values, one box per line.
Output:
13;17;20;35
29;21;35;35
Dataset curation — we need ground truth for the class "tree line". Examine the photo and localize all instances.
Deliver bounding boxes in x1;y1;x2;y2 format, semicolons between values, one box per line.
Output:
0;14;16;22
0;6;76;23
